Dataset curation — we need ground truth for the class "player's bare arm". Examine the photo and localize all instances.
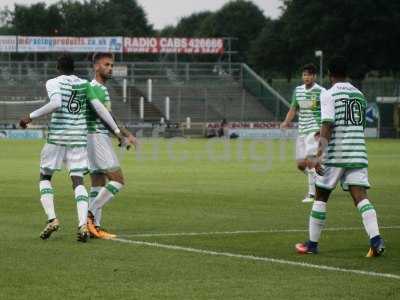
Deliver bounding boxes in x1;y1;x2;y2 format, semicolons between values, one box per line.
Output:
280;106;297;129
19;94;62;129
314;122;333;175
89;99;126;142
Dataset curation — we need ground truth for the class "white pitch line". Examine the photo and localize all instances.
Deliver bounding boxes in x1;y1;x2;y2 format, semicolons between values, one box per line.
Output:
119;225;400;238
111;237;400;280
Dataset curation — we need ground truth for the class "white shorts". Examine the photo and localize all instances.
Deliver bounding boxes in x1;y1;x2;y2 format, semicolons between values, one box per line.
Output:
295;132;319;160
316;167;370;191
87;133;120;174
40;143;88;177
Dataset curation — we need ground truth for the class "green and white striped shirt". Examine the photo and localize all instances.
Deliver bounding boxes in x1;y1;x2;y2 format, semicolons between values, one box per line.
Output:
47;75;92;147
86;80;111;134
291;84;325;135
321;82;368;168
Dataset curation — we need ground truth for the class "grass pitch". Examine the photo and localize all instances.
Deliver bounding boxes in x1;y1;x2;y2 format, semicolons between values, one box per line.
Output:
0;138;399;299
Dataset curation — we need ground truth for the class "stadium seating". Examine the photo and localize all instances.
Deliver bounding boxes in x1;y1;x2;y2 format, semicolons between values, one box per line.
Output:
0;61;284;125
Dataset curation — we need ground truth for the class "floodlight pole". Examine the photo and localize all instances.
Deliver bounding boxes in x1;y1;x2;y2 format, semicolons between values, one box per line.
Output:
315;50;323;84
223;37;238;75
228;38;232;74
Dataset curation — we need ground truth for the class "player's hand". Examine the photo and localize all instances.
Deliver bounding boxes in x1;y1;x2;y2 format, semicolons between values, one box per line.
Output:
118;134;138;151
118;136;128;148
315;161;325;176
308;156;324;176
280;121;289;129
115;131;125;143
19;115;32;129
313;157;325;176
126;134;138;150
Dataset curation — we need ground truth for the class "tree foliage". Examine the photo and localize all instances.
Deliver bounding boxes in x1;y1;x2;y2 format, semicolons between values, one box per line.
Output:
250;0;400;79
200;0;267;61
174;11;214;37
249;20;295;81
9;0;153;36
0;6;14;34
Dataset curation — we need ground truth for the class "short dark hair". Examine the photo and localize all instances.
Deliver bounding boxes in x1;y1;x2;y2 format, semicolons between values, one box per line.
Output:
92;52;114;65
328;56;347;78
57;54;74;74
302;63;317;75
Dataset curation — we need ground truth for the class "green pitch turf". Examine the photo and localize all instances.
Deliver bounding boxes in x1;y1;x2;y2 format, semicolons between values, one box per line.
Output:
0;138;399;299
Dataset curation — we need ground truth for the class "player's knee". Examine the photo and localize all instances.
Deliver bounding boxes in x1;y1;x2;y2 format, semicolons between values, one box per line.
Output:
40;173;52;181
71;175;84;189
90;173;106;187
115;176;124;186
107;170;124;185
316;187;330;202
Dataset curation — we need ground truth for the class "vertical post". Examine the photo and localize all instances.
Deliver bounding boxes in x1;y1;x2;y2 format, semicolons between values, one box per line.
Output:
18;62;22;81
320;53;323;84
241;89;246;122
44;62;48;81
139;96;144;120
395;103;400;138
204;88;208;123
128;86;132;122
165;96;170;121
275;94;280;122
123;78;127;103
186;117;191;129
147;78;152;102
228;38;232;75
315;50;323;84
240;63;244;88
377;109;381;139
185;63;189;82
178;88;182;122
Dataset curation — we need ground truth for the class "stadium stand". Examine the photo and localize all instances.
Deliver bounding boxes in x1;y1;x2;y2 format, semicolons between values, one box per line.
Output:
0;61;288;125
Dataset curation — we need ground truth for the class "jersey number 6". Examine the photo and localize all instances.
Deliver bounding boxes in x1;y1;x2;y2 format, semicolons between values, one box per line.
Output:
67;90;81;114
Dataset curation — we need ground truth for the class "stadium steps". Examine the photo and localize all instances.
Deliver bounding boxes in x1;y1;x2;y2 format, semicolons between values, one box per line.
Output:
205;82;274;121
107;84;163;122
143;84;223;122
0;102;48;123
127;87;164;122
135;79;274;122
0;84;48;123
